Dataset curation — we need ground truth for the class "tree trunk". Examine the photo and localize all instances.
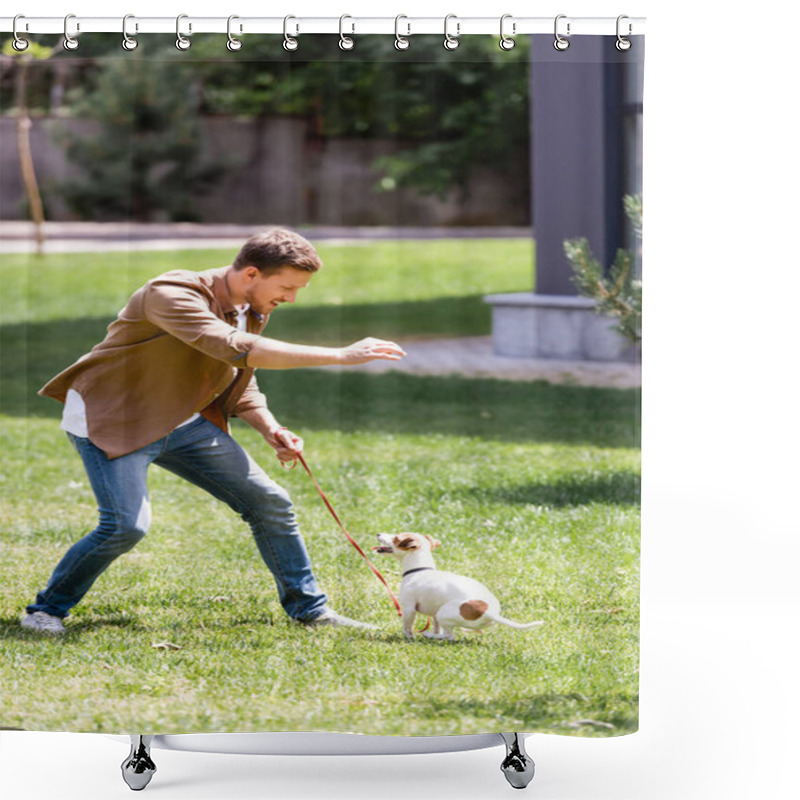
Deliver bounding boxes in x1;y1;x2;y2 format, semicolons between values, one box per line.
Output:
15;56;46;255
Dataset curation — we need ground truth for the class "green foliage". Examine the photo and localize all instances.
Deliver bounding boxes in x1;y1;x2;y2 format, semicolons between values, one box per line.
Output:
373;46;530;200
564;195;642;343
190;35;531;200
53;55;222;221
2;40;53;60
623;194;642;238
3;33;530;205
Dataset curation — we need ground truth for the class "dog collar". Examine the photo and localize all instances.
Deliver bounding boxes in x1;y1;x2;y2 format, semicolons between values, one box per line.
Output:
402;567;434;578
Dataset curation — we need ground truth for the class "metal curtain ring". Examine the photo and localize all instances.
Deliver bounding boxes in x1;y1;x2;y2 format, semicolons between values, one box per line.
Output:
499;14;515;50
283;15;299;51
12;14;29;51
122;14;138;50
553;14;570;51
175;13;191;50
63;13;79;51
443;14;460;50
227;15;242;51
394;15;410;51
616;14;632;51
339;14;355;50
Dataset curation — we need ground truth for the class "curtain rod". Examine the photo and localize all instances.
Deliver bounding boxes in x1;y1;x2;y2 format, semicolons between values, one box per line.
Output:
1;16;646;38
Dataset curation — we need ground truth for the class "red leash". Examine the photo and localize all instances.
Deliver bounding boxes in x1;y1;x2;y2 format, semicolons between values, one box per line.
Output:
294;452;403;617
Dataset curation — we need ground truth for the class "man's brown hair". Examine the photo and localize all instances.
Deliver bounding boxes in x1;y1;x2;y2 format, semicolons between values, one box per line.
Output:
232;228;323;275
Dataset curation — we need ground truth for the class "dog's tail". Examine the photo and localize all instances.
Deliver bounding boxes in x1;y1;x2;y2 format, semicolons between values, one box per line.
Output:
485;613;544;631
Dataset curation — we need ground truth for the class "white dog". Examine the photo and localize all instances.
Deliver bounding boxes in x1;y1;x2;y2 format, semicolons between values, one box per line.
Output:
374;533;544;641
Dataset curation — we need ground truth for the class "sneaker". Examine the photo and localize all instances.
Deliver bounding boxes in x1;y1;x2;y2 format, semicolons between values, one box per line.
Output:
21;611;66;635
300;609;378;631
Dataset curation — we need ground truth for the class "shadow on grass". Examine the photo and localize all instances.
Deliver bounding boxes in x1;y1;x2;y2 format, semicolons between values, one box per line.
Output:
0;295;487;417
264;295;493;344
0;613;141;640
0;316;111;419
263;370;640;449
397;693;638;736
368;630;487;646
0;293;490;408
452;470;641;507
1;311;639;449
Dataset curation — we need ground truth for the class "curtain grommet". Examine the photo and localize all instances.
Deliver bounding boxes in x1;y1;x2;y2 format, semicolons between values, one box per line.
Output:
499;14;515;51
121;14;138;51
443;14;460;51
226;15;242;51
283;15;299;51
394;15;411;51
616;15;632;51
12;14;29;51
63;14;80;51
339;14;355;51
554;14;570;51
175;13;191;51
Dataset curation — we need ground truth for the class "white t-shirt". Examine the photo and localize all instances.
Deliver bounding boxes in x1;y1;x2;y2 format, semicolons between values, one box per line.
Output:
61;304;251;439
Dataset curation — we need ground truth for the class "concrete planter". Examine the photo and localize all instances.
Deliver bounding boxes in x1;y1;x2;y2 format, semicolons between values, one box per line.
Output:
484;292;640;363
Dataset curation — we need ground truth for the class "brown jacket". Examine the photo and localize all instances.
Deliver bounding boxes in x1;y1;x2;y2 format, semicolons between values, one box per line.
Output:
40;267;269;459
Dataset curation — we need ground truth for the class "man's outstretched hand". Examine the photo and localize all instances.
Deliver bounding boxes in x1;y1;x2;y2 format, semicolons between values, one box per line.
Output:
338;338;407;365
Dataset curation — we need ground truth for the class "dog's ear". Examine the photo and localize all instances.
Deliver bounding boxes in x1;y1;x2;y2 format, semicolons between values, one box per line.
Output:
425;535;441;550
394;535;420;551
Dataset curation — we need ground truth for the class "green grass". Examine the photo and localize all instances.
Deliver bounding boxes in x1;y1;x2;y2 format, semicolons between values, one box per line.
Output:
0;241;639;737
0;240;533;417
0;238;533;338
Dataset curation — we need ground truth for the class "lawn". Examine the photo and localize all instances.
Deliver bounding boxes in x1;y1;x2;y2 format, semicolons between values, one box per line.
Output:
0;240;640;737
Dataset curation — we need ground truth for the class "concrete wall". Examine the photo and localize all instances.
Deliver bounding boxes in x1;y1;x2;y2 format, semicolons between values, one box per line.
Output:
0;117;97;221
0;116;528;227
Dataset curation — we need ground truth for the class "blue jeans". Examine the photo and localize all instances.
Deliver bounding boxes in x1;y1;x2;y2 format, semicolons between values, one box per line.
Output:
27;417;327;622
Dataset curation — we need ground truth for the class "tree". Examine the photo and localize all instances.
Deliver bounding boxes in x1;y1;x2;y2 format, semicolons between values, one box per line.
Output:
186;34;531;203
2;39;54;254
6;34;531;217
564;195;642;343
55;52;221;221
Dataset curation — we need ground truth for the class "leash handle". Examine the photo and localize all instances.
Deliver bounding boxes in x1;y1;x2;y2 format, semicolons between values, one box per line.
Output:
296;452;403;617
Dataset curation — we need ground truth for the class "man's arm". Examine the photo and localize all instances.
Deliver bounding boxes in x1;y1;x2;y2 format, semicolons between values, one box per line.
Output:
144;281;406;370
244;337;406;369
238;338;406;462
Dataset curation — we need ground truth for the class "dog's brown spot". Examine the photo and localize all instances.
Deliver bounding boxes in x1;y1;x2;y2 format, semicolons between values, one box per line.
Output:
395;535;420;551
459;600;489;621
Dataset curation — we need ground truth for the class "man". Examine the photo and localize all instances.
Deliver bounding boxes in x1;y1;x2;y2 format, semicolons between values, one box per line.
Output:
21;228;405;635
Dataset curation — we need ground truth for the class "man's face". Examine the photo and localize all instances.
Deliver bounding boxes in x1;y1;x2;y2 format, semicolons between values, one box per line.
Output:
244;266;312;315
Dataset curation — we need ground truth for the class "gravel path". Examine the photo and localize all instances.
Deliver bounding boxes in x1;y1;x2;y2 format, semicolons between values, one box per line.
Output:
331;336;641;388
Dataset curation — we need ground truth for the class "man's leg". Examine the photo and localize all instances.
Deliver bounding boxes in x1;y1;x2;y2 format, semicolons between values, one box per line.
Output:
26;434;158;620
154;418;328;622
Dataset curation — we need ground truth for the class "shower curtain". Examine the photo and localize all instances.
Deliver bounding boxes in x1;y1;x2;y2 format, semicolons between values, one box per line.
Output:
1;26;643;742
